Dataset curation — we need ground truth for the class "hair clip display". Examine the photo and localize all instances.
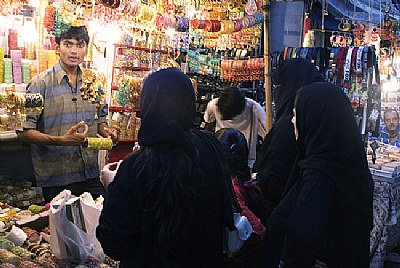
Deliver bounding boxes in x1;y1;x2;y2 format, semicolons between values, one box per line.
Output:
330;32;353;47
116;74;142;108
80;69;107;106
0;88;44;132
338;19;352;32
53;10;71;37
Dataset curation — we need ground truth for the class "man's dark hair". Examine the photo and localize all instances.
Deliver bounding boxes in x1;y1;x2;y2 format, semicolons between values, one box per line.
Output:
55;26;90;45
217;87;246;120
384;108;399;119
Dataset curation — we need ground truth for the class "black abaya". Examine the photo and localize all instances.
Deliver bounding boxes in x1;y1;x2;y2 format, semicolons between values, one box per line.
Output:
97;68;236;267
264;82;373;267
254;58;324;220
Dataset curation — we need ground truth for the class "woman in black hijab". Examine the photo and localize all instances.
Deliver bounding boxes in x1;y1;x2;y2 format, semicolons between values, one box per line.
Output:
263;82;373;267
254;58;324;221
96;68;236;267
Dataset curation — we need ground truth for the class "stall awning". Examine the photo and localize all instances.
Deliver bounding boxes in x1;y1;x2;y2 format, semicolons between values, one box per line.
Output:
313;0;400;26
311;2;340;31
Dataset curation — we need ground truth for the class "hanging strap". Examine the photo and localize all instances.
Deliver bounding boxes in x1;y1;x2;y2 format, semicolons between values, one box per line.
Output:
356;46;364;73
311;47;318;64
306;47;313;61
294;47;302;58
319;47;328;72
362;46;369;83
351;47;359;70
336;47;349;87
315;47;322;71
343;46;354;84
248;104;258;169
329;48;339;84
283;46;289;60
300;47;308;59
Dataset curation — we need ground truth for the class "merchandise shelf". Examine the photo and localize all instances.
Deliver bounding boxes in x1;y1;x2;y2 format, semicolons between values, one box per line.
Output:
109;106;140;112
113;44;168;54
113;66;150;71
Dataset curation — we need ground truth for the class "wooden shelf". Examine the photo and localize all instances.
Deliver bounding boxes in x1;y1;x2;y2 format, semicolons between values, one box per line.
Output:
109;106;140;112
113;44;168;54
119;139;137;143
113;66;150;71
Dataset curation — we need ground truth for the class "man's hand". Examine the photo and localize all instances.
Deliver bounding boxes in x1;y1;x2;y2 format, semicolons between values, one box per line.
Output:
62;121;88;146
105;126;120;144
99;123;120;145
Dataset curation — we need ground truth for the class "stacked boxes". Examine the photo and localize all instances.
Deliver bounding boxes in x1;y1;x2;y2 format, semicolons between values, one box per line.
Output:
11;50;22;84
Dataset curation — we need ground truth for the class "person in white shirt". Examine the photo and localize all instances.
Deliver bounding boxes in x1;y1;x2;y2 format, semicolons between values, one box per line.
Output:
203;87;267;168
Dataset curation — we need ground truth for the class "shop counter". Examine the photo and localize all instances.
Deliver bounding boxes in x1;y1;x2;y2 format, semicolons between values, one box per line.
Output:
0;133;34;181
370;176;400;268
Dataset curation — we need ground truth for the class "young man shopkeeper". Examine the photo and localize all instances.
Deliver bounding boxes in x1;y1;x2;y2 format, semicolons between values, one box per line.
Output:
18;26;119;203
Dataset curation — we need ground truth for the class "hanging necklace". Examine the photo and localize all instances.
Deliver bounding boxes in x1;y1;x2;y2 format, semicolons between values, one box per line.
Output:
71;86;77;101
71;87;77;101
70;68;79;102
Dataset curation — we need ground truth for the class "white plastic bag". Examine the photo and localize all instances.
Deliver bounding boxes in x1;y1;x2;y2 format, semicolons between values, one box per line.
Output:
100;161;122;189
223;213;252;253
49;190;105;263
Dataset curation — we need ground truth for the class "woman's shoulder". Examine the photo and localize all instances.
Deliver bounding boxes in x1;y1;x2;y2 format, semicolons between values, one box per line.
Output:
112;152;142;181
190;129;218;142
120;151;141;165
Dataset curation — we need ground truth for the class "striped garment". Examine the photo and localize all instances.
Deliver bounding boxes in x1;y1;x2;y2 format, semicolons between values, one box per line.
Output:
24;60;108;187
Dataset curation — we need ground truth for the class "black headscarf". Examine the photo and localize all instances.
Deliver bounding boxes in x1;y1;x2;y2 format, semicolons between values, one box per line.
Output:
215;128;251;182
138;68;196;148
295;82;371;182
138;67;237;231
254;59;324;198
272;58;324;121
293;82;373;264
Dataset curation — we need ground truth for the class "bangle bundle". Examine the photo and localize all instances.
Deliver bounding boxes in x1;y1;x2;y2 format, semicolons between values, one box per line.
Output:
87;137;113;150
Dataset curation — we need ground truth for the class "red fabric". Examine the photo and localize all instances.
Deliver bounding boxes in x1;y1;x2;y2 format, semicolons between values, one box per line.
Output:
303;16;311;38
335;47;350;86
232;179;266;238
351;47;359;69
228;178;266;267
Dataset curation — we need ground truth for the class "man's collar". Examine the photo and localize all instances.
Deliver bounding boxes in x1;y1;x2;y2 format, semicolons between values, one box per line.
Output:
381;125;400;138
53;60;82;85
380;125;389;135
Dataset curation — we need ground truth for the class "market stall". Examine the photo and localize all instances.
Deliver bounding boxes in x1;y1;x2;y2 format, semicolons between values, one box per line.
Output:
368;142;400;268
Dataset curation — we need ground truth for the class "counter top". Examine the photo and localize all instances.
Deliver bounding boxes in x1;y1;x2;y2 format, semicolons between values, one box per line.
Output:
0;131;24;150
